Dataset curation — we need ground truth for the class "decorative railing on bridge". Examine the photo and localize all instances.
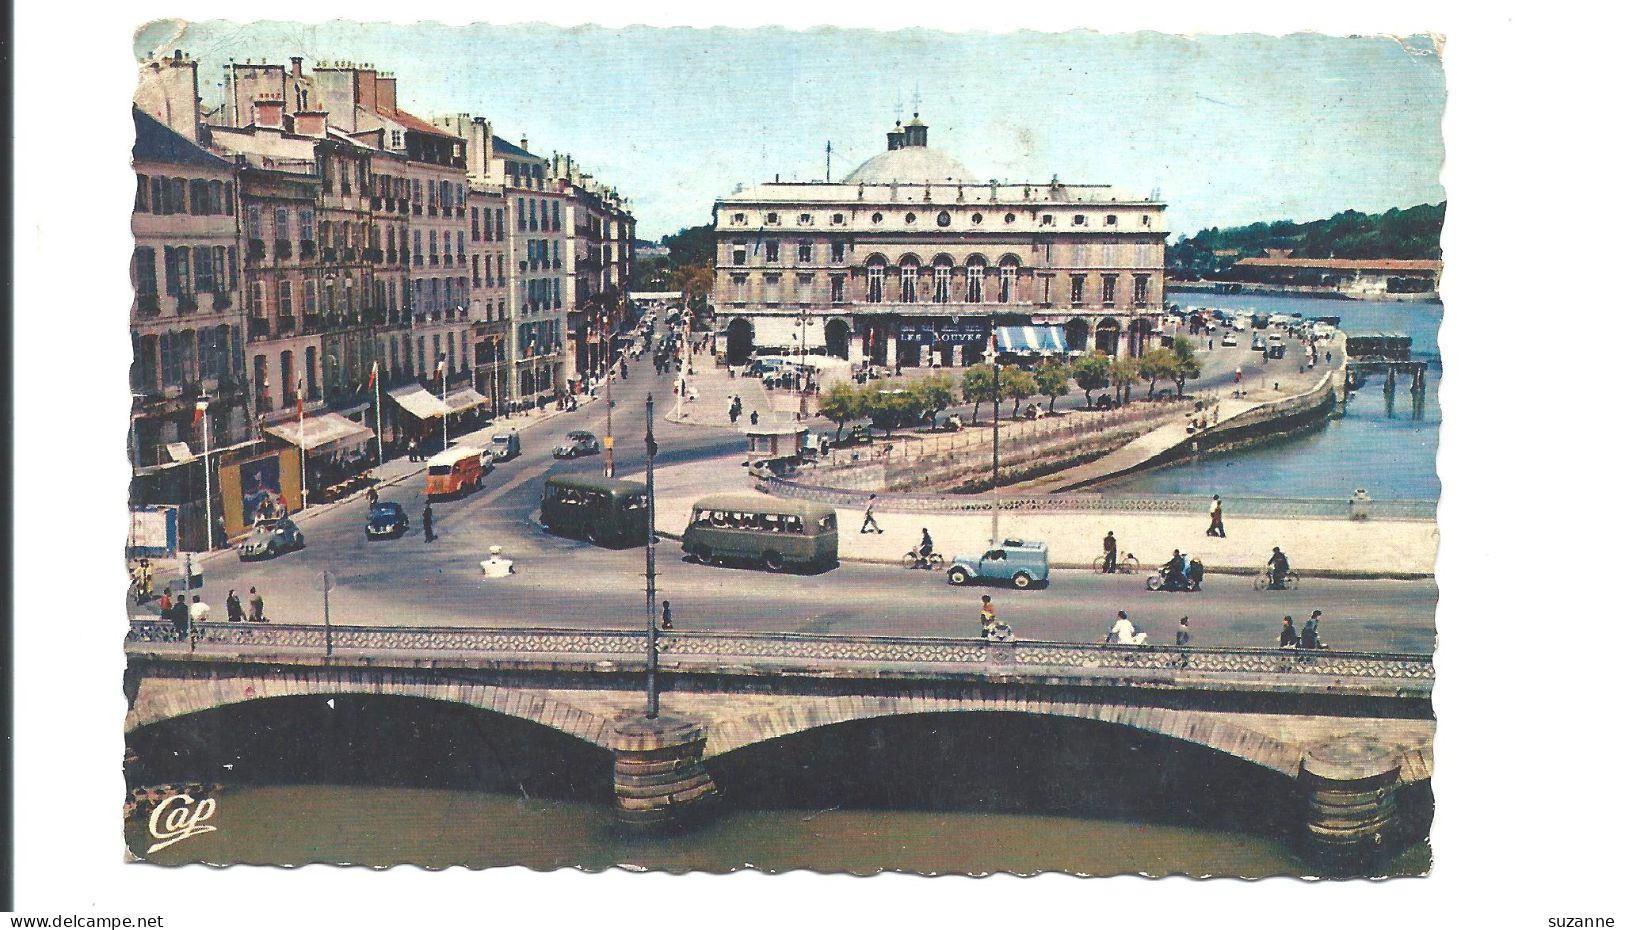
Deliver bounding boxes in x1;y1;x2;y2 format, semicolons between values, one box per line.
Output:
754;476;1437;522
126;622;1434;682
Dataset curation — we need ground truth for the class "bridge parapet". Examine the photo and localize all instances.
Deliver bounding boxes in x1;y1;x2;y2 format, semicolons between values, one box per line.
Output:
126;621;1433;693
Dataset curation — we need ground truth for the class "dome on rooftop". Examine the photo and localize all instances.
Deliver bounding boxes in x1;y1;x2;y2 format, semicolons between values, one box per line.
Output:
843;113;969;184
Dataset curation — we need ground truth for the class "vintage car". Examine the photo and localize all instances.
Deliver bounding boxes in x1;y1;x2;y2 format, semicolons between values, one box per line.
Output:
1221;332;1239;347
489;431;521;461
238;517;305;561
365;501;410;540
946;539;1050;589
552;430;601;459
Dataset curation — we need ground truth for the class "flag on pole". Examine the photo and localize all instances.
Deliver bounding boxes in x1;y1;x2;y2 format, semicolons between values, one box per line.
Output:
192;398;208;426
365;361;378;390
296;376;305;420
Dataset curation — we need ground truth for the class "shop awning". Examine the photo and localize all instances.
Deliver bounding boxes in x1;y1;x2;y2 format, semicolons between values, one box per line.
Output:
263;413;375;453
996;325;1069;354
388;384;452;419
442;386;490;414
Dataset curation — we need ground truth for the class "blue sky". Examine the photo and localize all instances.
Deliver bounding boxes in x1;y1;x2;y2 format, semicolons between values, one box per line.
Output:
137;22;1445;240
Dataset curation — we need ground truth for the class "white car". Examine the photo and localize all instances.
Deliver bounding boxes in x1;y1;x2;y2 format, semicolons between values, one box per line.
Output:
1221;332;1238;347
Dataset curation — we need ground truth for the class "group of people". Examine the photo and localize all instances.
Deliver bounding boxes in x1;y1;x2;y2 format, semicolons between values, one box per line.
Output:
1278;610;1329;649
153;585;267;638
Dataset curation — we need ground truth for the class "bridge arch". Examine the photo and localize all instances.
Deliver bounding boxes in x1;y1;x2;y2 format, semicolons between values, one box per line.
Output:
126;670;620;752
704;696;1314;779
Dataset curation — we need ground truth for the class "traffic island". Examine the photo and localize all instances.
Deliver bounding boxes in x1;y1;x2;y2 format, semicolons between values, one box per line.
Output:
610;713;718;831
1298;735;1402;876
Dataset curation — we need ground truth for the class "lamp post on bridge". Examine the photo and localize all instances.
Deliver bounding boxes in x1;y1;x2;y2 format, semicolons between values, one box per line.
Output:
643;391;659;719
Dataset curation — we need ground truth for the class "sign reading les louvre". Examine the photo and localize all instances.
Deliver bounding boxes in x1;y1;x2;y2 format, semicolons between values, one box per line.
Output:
898;322;990;345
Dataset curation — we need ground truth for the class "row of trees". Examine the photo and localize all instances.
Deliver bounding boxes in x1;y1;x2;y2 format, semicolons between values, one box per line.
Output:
816;338;1203;437
1167;202;1445;279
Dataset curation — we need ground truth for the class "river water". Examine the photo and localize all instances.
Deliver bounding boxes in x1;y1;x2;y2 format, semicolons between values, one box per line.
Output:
128;697;1432;877
1115;292;1443;500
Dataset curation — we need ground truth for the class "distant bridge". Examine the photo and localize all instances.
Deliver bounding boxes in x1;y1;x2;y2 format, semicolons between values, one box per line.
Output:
125;622;1434;871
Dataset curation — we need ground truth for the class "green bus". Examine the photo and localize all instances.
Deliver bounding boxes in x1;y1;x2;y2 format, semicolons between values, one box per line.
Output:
681;493;839;572
540;474;650;547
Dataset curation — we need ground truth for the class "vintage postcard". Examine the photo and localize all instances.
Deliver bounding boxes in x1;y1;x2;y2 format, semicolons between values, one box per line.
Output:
122;21;1441;877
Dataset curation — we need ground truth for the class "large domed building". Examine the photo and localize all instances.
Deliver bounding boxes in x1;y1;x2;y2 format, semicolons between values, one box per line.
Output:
710;114;1168;369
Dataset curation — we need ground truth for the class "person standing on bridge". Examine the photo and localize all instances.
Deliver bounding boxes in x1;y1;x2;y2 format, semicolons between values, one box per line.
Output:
661;600;674;631
1176;616;1192;646
1279;616;1300;649
979;595;997;639
225;589;244;623
423;501;435;543
1207;495;1226;538
249;587;265;622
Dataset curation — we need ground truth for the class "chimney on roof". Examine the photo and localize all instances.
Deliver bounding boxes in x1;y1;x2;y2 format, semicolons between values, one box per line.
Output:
290;56;303;79
520;136;528;151
294;109;328;138
253;94;286;130
376;75;397;113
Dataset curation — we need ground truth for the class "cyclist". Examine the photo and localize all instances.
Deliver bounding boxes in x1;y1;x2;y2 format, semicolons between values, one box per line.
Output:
916;528;935;566
1267;546;1291;589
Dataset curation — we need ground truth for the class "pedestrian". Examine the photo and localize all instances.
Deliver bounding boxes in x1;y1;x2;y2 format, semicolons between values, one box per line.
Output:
661;600;674;631
1207;494;1226;538
729;404;740;425
1109;610;1147;646
188;594;211;625
157;586;172;614
408;438;419;462
1234;366;1243;384
423;501;435;542
366;486;379;506
214;515;228;550
225;589;244;623
860;494;883;534
1301;613;1324;650
1175;616;1192;647
249;586;266;622
1279;615;1299;649
1102;530;1118;574
168;595;190;639
979;595;997;639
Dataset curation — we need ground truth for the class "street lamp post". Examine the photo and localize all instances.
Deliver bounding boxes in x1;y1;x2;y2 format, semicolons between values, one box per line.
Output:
643;392;659;719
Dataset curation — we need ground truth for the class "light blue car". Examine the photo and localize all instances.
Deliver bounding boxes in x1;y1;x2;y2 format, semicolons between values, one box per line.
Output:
946;539;1050;589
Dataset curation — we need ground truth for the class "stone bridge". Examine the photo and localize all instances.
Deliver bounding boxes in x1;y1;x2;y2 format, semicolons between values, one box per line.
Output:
125;622;1434;872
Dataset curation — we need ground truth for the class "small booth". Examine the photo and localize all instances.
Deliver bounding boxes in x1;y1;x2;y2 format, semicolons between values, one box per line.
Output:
744;421;810;477
263;413;377;504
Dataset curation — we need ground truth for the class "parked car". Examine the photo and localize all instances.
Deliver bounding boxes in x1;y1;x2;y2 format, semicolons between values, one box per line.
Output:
238;517;305;561
553;430;601;459
946;539;1050;589
365;501;410;540
1221;332;1238;347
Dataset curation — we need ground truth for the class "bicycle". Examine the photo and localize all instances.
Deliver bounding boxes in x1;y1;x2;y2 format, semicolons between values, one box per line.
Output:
902;548;945;571
1093;553;1140;574
1253;567;1301;591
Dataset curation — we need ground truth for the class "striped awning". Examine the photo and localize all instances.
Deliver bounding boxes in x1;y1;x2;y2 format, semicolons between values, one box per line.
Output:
996;325;1069;354
388;384;452;419
264;413;375;453
442;386;490;414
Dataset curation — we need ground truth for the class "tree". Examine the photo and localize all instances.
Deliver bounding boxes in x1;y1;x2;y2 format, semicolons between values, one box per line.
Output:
1034;360;1072;414
817;381;862;443
1109;356;1142;404
861;383;924;438
916;373;957;428
671;264;714;309
960;364;997;425
1170;336;1203;397
1001;366;1038;418
1138;347;1180;400
1072;352;1111;406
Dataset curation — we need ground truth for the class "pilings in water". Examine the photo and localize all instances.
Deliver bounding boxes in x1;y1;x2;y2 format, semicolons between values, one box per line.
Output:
1299;736;1402;875
1411;364;1426;394
610;714;718;831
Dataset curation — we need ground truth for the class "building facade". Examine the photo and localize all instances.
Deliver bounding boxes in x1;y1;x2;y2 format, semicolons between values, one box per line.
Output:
711;115;1167;368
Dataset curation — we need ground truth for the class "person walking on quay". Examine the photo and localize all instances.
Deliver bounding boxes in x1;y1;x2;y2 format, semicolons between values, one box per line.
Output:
1234;366;1243;384
225;589;244;623
860;494;883;534
423;501;435;543
366;485;379;506
1279;615;1300;649
1300;613;1324;650
979;595;997;639
1207;494;1226;537
1102;530;1118;574
157;586;172;615
249;587;266;622
749;410;760;426
661;600;674;631
1176;616;1192;647
407;438;420;463
167;594;190;639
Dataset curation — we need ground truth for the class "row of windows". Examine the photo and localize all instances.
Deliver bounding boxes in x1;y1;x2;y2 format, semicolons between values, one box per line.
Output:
132;325;245;393
730;209;1151;229
409;229;470;266
725;268;1148;306
512;197;562;234
469;207;509;243
134;175;235;217
132;246;241;303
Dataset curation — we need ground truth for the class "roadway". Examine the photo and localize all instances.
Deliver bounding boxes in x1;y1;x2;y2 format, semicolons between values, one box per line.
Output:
132;331;1432;655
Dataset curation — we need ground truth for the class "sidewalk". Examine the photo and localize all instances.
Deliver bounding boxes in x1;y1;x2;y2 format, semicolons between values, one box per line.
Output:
650;456;1437;578
663;355;804;427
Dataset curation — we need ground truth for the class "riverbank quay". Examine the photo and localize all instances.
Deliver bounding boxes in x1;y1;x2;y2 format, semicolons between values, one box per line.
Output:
650;457;1436;578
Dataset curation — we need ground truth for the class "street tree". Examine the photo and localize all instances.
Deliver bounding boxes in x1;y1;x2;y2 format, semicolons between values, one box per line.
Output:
862;383;924;437
1035;360;1072;414
1138;347;1180;400
1001;366;1038;419
1109;355;1142;404
1071;352;1111;406
1170;336;1203;397
960;363;997;424
916;373;958;429
671;264;714;310
817;381;862;443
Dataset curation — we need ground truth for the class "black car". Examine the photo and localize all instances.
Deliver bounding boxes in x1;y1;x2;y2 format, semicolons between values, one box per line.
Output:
365;501;410;539
553;430;601;459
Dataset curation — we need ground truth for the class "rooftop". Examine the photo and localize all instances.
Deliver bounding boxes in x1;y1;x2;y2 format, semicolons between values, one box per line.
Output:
1234;257;1442;272
132;106;233;171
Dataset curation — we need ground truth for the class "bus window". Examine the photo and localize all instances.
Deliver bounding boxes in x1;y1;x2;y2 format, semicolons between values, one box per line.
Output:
818;514;837;531
785;516;803;534
623;494;648;511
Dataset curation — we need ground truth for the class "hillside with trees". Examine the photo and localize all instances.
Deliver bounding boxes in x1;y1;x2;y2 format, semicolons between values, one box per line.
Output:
1168;203;1443;280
